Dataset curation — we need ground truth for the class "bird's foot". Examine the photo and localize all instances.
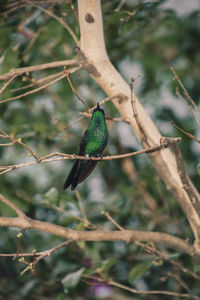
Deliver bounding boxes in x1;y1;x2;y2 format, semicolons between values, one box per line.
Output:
97;154;103;161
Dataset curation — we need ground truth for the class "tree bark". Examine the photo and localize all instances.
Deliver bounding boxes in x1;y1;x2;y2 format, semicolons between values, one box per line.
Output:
77;0;200;243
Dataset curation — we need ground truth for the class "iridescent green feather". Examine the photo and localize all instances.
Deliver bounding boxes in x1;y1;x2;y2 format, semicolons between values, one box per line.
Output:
63;103;108;190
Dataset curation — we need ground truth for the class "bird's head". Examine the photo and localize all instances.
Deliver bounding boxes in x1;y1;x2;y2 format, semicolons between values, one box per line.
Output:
93;102;105;115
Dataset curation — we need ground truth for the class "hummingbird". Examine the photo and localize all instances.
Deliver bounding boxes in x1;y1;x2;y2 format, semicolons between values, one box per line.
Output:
63;103;108;190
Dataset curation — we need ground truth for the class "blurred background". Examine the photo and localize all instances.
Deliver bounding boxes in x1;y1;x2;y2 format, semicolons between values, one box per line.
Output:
0;0;200;299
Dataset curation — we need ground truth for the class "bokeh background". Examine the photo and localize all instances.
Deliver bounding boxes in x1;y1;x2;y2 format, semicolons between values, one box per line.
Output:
0;0;200;299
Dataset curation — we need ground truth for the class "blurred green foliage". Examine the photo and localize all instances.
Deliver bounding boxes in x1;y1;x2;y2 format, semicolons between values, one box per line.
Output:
0;0;200;299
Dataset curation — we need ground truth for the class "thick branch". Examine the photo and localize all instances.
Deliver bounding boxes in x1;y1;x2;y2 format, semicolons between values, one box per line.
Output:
77;0;200;242
0;215;193;255
0;195;193;255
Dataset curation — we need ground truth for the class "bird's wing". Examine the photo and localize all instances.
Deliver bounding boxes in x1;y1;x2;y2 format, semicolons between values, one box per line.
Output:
78;129;89;155
63;160;80;190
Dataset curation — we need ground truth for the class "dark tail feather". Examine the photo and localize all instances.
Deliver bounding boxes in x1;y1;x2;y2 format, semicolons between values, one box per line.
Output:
78;161;98;183
64;160;98;191
63;160;79;190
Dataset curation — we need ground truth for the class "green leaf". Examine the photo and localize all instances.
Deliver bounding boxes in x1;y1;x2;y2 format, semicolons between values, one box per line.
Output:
75;222;86;249
101;258;118;277
0;47;19;75
44;187;59;204
197;163;200;176
108;10;129;25
61;267;85;294
129;261;151;285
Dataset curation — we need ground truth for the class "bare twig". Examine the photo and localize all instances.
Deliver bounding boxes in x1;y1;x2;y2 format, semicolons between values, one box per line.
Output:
0;66;81;104
0;129;39;162
175;88;200;127
0;59;78;81
103;211;124;231
130;78;150;146
83;274;200;299
135;241;200;281
20;239;73;275
9;71;64;93
0;74;64;104
0;75;17;95
80;112;125;122
2;0;63;16
0;194;26;218
75;190;91;226
67;0;79;22
167;272;192;294
64;94;120;129
29;1;79;44
0;139;173;175
104;210;200;282
171;67;199;112
65;72;89;108
172;122;200;144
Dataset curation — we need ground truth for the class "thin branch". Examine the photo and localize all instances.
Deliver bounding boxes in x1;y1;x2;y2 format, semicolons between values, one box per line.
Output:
104;210;200;282
0;129;39;162
0;139;173;175
67;0;79;22
20;239;73;275
0;141;15;147
0;59;78;81
167;272;194;293
80;112;125;123
0;75;17;95
75;190;91;226
0;73;65;104
0;194;26;218
130;78;150;146
65;72;89;108
135;241;200;281
83;275;200;299
103;211;124;231
0;66;81;104
9;71;64;93
172;122;200;144
171;67;199;112
64;94;120;129
29;1;79;44
2;1;63;16
175;88;200;127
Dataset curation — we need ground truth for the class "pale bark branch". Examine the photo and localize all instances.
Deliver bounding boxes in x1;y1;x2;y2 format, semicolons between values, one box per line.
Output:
77;0;200;243
0;194;194;255
0;59;78;81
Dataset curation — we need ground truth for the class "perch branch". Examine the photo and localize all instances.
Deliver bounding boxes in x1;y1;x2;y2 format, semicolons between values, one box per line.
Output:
0;138;174;175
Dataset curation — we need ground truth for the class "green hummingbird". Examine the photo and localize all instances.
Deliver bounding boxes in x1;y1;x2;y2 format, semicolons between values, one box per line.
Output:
63;103;108;190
